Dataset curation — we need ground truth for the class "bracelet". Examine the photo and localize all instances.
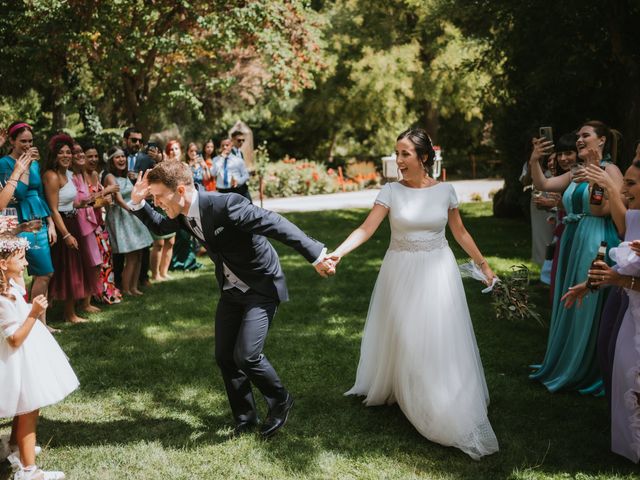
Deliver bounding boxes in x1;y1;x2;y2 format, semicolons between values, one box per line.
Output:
6;179;17;186
62;233;71;240
631;276;636;290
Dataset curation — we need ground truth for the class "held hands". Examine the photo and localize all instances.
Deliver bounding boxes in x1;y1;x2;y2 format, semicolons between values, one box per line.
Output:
314;253;341;278
131;170;151;204
30;294;48;318
561;281;588;308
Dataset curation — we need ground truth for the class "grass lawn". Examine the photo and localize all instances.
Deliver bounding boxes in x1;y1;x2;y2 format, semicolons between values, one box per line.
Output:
1;202;638;479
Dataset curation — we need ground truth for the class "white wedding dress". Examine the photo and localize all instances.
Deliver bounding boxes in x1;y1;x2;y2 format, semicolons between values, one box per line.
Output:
345;182;499;460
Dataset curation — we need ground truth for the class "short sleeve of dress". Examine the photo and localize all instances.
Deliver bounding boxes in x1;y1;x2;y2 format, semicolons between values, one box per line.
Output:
0;297;19;339
448;184;459;209
374;183;392;209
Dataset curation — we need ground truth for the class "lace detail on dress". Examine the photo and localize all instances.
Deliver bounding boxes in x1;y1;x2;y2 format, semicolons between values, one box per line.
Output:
388;235;448;252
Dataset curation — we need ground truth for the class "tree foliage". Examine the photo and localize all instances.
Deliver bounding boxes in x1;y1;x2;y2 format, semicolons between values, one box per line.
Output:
0;0;323;137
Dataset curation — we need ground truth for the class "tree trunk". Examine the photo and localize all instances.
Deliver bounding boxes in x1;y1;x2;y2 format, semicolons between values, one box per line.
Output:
327;130;338;163
51;85;66;132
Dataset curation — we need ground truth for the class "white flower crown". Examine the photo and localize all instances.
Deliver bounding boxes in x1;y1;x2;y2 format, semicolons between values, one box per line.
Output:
0;236;29;253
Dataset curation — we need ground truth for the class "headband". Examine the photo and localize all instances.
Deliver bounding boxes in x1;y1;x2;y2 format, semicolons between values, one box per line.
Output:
0;235;30;252
8;123;32;137
108;148;125;161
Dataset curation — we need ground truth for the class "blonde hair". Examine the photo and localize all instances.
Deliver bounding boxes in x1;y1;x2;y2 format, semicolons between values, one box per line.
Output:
0;235;27;301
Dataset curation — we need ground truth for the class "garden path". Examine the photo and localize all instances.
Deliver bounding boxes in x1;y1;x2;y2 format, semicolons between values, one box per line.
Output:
260;178;504;212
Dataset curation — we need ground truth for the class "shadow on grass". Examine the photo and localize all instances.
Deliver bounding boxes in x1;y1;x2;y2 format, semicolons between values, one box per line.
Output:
3;205;636;479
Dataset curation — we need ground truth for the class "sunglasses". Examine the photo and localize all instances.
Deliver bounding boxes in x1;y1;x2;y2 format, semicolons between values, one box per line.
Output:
130;138;143;144
236;138;245;143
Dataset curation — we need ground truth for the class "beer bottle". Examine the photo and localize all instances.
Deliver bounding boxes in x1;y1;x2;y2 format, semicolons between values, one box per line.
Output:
590;165;606;205
586;241;608;291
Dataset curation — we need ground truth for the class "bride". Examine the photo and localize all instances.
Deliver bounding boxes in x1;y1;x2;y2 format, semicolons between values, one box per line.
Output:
329;128;499;459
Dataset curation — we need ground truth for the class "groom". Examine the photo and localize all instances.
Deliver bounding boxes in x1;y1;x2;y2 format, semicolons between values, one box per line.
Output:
129;161;334;437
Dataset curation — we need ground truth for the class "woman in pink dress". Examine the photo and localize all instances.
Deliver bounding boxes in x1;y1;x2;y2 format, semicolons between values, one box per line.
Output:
84;144;122;305
71;143;102;313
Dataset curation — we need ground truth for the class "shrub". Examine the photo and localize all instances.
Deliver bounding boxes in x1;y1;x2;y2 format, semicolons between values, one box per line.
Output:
262;157;339;198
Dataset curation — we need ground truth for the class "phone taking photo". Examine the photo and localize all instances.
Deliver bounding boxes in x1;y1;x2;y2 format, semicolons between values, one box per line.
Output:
539;126;553;143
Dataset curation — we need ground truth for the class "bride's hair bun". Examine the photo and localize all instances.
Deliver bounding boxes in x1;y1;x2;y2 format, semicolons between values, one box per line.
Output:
397;128;435;172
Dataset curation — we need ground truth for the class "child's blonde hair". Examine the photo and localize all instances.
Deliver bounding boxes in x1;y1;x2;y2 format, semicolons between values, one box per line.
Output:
0;235;29;300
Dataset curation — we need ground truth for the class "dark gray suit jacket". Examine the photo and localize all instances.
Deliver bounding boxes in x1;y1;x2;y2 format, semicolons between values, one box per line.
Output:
133;190;324;302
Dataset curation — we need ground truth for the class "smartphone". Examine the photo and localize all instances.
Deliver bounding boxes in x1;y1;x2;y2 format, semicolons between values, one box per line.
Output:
539;126;553;143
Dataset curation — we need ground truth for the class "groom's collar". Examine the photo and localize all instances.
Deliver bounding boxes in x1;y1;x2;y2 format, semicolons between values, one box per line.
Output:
186;189;199;218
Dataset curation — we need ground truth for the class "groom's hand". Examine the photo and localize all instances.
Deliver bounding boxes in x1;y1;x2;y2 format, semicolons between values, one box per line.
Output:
131;170;151;204
314;253;341;277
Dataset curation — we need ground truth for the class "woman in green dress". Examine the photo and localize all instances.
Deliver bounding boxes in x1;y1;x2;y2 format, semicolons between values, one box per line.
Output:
529;121;622;394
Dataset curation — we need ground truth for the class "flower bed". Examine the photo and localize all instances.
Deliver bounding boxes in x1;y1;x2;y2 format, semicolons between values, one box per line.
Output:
259;157;381;198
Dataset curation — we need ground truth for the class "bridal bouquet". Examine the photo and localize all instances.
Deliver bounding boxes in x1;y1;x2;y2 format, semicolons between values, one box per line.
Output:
460;262;544;325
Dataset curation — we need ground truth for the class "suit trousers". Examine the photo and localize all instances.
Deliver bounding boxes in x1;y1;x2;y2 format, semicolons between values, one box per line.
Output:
215;287;286;423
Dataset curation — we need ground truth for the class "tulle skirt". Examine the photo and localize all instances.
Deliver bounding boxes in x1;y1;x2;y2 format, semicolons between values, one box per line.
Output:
345;244;499;460
0;320;79;417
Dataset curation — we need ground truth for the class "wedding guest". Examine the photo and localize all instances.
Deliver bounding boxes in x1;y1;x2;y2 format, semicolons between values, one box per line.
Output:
84;144;122;304
202;139;217;191
529;120;622;394
103;147;153;296
0;122;55;329
519;143;555;267
186;142;212;187
123;127;154;180
231;130;246;160
43;134;100;324
571;153;640;408
71;143;103;314
165;140;182;162
146;146;175;282
122;128;153;288
548;133;578;297
212;138;251;201
0;234;78;480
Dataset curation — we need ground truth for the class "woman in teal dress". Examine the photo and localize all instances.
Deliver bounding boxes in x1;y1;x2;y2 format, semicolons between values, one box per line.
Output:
529;121;623;394
0;121;56;328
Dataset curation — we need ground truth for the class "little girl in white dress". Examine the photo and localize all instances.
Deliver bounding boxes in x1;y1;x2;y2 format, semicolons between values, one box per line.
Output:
0;235;79;480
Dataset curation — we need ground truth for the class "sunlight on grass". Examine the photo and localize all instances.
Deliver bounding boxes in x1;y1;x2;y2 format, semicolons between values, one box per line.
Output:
1;203;637;479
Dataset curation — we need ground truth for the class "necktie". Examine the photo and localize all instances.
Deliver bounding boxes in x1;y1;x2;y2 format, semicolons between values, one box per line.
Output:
223;157;229;188
187;217;204;240
128;154;136;171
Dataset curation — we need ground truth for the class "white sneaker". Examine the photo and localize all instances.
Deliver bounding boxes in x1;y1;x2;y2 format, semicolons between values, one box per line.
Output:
13;467;65;480
13;467;44;480
7;451;22;471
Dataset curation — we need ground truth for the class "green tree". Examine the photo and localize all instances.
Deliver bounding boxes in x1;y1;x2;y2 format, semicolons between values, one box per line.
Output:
442;0;640;215
0;0;324;138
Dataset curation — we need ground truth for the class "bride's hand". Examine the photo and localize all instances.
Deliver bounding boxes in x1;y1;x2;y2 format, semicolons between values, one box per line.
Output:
480;262;495;286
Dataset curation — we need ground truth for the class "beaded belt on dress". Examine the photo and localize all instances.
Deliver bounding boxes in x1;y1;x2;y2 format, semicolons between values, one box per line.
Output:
388;235;448;252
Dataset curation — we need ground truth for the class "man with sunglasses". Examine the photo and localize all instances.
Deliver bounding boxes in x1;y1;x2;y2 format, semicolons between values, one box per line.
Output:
230;130;245;161
123;127;155;183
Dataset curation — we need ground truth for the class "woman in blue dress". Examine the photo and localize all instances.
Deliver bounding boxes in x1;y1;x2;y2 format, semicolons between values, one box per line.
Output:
0;122;56;329
529;121;622;394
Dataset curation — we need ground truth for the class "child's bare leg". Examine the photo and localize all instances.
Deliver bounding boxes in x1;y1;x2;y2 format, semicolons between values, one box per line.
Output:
16;410;39;467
